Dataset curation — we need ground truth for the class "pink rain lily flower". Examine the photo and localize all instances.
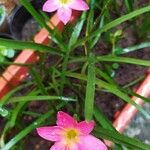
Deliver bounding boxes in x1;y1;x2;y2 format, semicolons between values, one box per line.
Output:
37;111;108;150
43;0;89;24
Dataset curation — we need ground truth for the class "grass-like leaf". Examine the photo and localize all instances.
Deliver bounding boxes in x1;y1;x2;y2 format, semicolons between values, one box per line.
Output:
94;127;150;150
20;0;66;51
0;38;63;56
70;55;150;66
9;96;76;103
72;4;150;48
1;103;65;150
84;53;96;121
66;72;150;119
114;42;150;55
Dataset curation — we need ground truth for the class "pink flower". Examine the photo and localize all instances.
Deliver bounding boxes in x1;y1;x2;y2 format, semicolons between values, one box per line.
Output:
37;111;108;150
42;0;89;24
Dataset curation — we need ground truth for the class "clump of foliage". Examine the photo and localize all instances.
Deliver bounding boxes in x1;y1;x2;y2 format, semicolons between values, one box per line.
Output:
0;0;150;150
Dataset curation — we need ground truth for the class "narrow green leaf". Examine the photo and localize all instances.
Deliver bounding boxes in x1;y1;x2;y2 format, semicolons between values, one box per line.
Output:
20;0;66;51
94;106;123;149
59;13;87;93
122;88;150;103
9;96;76;103
30;68;48;95
66;72;150;119
96;67;116;85
68;12;86;48
72;4;150;48
124;0;134;12
97;55;150;66
70;55;150;66
0;82;33;106
115;42;150;55
89;15;105;49
84;53;96;121
123;76;144;89
94;106;116;131
94;127;150;150
9;102;26;127
0;38;63;56
1;103;65;150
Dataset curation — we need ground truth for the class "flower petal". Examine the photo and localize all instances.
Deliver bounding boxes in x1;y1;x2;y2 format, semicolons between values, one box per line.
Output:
78;135;108;150
70;143;78;150
50;142;66;150
57;8;72;25
69;0;89;11
51;142;79;150
56;111;76;127
77;121;95;135
36;126;63;141
43;0;59;12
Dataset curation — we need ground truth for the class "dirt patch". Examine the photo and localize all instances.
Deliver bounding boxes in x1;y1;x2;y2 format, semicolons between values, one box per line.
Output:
0;0;150;149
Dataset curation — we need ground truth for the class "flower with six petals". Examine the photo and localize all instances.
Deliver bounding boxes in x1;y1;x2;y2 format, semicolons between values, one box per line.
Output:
37;111;108;150
42;0;89;24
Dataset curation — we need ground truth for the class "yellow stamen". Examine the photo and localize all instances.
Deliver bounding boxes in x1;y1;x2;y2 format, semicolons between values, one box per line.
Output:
59;0;70;4
66;129;78;140
62;128;80;149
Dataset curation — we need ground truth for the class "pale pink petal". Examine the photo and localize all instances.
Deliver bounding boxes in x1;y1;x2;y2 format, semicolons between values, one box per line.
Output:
77;121;95;135
71;144;78;150
43;0;59;12
78;135;108;150
51;142;78;150
56;111;76;127
50;142;66;150
51;141;78;150
57;8;72;24
36;126;63;141
69;0;89;11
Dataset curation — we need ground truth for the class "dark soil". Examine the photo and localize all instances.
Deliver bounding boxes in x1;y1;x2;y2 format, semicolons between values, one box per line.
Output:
95;47;150;120
20;25;150;150
94;22;150;120
0;0;150;149
21;18;40;41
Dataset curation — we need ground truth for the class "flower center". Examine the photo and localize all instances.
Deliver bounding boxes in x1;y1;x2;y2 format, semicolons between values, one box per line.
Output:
62;128;80;149
66;129;78;140
59;0;70;4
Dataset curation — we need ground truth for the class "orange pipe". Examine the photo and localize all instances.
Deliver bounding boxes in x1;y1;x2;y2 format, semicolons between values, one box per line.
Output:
0;11;80;99
105;71;150;147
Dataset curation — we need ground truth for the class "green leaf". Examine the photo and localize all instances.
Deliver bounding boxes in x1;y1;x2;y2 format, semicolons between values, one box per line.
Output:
30;68;48;95
0;82;33;106
114;42;150;55
9;101;26;128
94;106;116;131
70;55;150;67
60;13;87;93
68;12;86;48
96;67;116;85
94;106;124;150
20;0;66;51
1;103;65;150
9;96;76;103
124;0;134;12
66;72;150;119
97;55;150;66
0;38;63;56
72;4;150;48
84;53;96;121
0;6;6;25
94;127;150;150
89;15;105;49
